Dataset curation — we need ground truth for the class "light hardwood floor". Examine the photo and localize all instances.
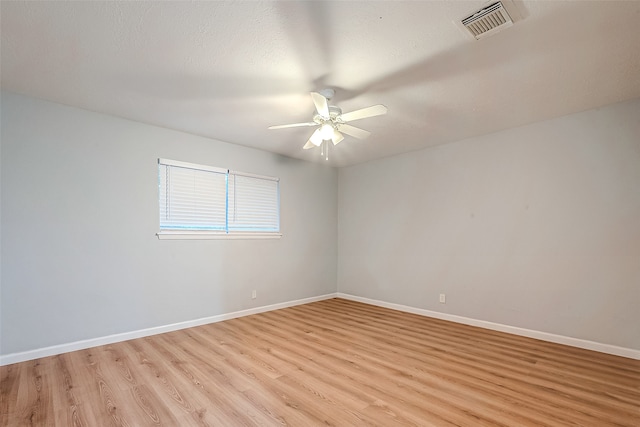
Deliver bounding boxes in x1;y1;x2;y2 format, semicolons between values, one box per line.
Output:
2;298;639;426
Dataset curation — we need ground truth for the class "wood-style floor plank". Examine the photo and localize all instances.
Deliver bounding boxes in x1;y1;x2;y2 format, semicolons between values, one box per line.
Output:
1;298;639;426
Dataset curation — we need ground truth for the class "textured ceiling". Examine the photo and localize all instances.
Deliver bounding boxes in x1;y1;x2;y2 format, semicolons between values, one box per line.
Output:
2;1;640;167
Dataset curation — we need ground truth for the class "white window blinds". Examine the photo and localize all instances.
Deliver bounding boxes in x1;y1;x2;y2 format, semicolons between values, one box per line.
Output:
228;172;280;232
158;159;280;234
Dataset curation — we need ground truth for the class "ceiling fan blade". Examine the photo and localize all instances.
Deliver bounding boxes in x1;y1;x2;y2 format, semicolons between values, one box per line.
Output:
310;92;329;117
268;122;317;130
338;124;371;140
331;131;344;145
340;104;388;122
303;140;316;150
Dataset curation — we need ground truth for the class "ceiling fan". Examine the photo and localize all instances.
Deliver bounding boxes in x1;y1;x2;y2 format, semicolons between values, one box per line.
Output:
268;89;387;152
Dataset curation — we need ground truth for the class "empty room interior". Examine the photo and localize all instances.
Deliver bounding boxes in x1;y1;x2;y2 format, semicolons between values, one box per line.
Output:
1;1;639;426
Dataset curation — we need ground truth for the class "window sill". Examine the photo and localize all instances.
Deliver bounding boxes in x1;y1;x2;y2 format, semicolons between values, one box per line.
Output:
157;231;282;240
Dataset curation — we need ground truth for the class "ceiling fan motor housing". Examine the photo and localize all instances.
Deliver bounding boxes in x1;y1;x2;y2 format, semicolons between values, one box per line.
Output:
314;106;343;125
328;106;342;118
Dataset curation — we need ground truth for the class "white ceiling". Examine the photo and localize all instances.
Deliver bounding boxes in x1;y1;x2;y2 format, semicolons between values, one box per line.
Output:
2;1;639;167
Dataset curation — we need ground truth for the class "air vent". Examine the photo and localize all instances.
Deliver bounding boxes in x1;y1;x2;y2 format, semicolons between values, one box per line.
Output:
462;1;513;40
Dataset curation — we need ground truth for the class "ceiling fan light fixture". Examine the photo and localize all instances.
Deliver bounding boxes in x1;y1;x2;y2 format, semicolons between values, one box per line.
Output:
320;123;335;140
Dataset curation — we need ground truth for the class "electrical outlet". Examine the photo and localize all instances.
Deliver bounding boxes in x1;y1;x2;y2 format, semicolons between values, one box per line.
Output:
252;290;257;299
439;293;446;304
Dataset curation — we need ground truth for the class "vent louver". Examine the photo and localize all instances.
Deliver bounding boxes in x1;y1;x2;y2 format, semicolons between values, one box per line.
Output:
462;1;513;40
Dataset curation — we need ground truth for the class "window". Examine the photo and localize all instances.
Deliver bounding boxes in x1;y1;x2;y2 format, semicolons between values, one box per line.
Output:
157;159;280;239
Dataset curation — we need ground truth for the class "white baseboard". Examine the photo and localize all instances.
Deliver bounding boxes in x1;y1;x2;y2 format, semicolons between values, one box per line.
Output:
0;293;338;366
337;293;640;360
4;292;637;365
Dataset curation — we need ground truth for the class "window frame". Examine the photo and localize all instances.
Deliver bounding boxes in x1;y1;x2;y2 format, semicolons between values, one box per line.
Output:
156;158;282;240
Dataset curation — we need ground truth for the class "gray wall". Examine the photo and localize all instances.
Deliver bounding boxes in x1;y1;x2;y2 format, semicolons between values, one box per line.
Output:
338;98;640;350
1;92;338;355
2;91;638;356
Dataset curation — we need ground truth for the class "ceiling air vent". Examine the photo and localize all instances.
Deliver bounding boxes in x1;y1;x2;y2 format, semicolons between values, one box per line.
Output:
462;1;513;40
